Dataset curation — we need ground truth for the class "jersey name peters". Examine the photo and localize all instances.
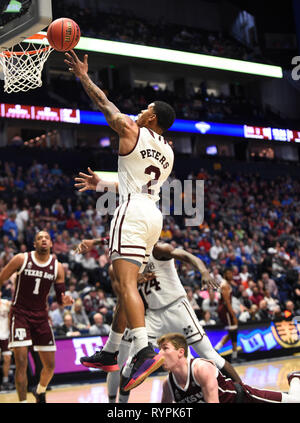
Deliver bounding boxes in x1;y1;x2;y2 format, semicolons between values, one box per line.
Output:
139;149;170;169
23;268;54;280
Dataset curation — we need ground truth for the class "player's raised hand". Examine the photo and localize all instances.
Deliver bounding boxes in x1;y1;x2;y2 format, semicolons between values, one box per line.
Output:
74;167;100;192
64;50;88;78
74;239;95;255
137;272;156;284
61;293;74;306
201;271;220;290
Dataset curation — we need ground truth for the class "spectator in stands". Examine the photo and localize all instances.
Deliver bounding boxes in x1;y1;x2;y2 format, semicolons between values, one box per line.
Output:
185;286;201;319
239;304;261;323
49;303;65;329
201;289;219;321
83;287;102;320
237;286;253;310
71;299;90;332
209;239;223;261
257;300;271;321
263;290;279;313
2;214;18;243
225;252;242;272
66;212;82;231
249;285;265;307
56;312;81;337
52;234;69;262
88;313;110;336
283;300;297;320
199;310;216;326
65;281;80;301
95;288;115;324
239;264;251;288
160;223;173;241
293;276;300;313
261;272;278;299
271;305;284;321
98;246;110;268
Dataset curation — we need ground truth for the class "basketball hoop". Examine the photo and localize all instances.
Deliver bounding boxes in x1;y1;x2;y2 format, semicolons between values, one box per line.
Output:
0;34;53;93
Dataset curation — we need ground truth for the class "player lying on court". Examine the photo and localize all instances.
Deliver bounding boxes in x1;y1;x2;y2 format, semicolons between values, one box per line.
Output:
158;332;300;403
66;49;176;390
104;246;242;401
0;230;74;403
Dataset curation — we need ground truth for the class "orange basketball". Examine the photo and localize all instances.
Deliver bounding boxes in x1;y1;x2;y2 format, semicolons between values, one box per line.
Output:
47;18;81;52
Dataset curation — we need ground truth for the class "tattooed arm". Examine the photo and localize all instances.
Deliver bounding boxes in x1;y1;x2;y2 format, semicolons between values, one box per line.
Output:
64;50;138;153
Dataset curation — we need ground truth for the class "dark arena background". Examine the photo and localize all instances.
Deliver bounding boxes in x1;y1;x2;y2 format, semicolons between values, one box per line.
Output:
0;0;300;409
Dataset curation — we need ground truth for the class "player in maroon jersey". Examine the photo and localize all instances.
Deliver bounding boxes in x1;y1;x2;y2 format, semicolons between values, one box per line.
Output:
0;230;74;403
158;332;300;403
215;268;240;362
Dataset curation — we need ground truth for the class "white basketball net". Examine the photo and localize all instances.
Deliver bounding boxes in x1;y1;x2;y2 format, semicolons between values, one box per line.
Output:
0;37;53;93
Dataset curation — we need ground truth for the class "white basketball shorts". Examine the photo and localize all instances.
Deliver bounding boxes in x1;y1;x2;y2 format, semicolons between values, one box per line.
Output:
109;194;163;273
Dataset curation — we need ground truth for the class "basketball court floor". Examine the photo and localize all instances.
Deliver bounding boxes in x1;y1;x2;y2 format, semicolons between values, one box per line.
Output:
1;355;300;403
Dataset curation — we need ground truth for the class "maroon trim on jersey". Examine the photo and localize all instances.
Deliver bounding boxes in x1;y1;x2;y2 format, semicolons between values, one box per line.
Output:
109;195;146;259
118;195;131;253
121;245;146;250
109;204;123;254
147;128;155;138
118;128;140;157
113;252;146;259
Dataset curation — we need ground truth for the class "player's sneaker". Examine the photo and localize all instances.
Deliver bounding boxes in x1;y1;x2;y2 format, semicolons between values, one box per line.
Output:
80;348;119;371
1;381;14;391
32;388;46;403
119;366;130;397
287;371;300;385
123;344;164;391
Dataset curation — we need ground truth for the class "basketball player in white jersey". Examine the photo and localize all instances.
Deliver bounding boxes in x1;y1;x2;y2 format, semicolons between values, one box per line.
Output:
0;291;12;390
66;50;176;389
105;242;242;400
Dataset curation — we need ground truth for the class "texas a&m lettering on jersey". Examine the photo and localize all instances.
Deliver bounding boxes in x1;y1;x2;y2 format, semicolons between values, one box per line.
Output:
12;251;58;311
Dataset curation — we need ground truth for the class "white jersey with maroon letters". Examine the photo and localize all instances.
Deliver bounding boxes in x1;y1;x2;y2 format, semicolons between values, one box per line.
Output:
118;126;174;203
140;253;186;310
109;127;174;271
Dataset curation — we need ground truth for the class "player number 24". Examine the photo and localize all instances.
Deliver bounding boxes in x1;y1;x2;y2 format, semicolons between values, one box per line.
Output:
144;277;161;295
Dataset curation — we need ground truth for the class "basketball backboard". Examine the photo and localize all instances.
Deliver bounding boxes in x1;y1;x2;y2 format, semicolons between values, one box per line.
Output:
0;0;52;52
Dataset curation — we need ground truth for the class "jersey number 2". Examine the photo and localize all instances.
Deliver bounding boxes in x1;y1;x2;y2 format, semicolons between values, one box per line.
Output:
142;165;161;195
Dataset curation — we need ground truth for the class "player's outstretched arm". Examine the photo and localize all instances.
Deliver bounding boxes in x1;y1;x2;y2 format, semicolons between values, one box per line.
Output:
153;243;219;290
73;237;108;255
161;380;174;403
193;359;220;403
0;254;24;287
74;167;119;193
64;50;136;138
